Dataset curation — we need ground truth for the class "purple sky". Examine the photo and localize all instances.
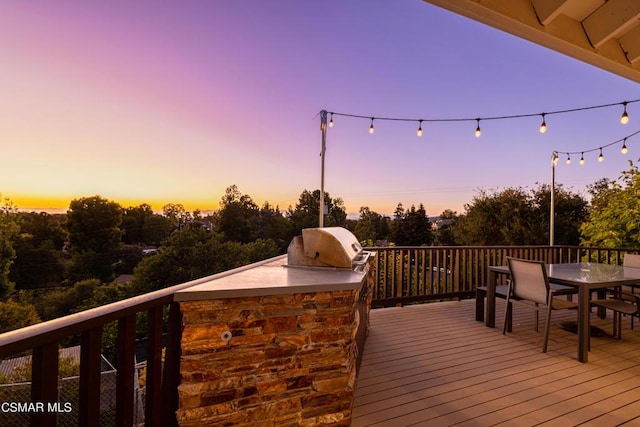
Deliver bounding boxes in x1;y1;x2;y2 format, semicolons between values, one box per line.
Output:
1;0;638;217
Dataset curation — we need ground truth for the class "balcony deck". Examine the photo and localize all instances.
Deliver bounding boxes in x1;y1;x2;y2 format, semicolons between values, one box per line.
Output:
353;299;640;426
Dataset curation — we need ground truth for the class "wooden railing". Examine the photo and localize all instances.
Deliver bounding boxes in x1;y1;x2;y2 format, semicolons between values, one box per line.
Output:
366;245;635;307
0;247;636;425
0;258;279;427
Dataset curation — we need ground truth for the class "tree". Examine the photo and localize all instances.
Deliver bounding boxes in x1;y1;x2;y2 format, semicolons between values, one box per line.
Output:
217;185;259;243
433;209;458;246
532;183;588;245
10;212;67;289
10;239;65;289
255;202;290;251
142;214;173;245
0;299;40;333
452;184;587;246
18;211;67;250
453;188;533;246
581;161;640;248
391;203;433;246
130;227;279;294
65;196;123;282
35;279;99;320
287;189;347;235
121;203;154;244
67;196;123;253
0;195;21;298
162;203;192;231
354;206;390;246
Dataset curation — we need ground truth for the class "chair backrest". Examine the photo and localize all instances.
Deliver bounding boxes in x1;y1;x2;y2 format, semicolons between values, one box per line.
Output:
623;253;640;269
507;258;550;305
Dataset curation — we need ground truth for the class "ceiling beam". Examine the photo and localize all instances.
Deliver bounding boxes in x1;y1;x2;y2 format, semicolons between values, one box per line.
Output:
620;25;640;64
422;0;640;83
582;0;640;48
531;0;570;26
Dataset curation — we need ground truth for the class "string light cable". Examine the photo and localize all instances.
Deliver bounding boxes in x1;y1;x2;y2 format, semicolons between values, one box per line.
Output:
323;99;638;136
553;128;640;166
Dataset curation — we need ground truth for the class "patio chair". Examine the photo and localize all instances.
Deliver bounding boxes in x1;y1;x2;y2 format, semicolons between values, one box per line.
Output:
623;253;640;269
623;253;640;328
503;258;578;353
591;289;640;339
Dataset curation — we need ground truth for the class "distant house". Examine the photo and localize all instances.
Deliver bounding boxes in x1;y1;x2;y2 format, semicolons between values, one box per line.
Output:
429;216;453;230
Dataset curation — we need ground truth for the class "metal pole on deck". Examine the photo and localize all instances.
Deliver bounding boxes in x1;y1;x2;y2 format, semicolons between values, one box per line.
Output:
550;151;557;246
319;110;327;228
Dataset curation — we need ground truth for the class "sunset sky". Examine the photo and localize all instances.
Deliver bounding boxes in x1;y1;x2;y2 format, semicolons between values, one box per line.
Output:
1;1;638;217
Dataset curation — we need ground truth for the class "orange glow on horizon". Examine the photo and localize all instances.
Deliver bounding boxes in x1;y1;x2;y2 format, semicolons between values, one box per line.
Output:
10;194;222;214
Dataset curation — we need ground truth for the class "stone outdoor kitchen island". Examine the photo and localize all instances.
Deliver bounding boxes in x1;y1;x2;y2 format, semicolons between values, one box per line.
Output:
174;252;374;426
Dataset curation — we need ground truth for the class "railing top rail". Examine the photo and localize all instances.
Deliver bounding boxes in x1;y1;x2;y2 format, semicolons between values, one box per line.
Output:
0;255;285;358
364;245;636;251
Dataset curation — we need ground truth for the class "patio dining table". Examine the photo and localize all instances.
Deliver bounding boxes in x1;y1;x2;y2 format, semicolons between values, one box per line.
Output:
485;262;640;363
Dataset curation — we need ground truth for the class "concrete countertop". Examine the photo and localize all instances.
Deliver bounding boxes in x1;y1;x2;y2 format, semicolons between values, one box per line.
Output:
174;255;365;301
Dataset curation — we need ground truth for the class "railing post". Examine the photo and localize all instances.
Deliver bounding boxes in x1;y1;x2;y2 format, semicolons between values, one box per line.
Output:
116;315;136;426
79;328;103;426
145;306;164;427
31;341;59;427
161;302;182;427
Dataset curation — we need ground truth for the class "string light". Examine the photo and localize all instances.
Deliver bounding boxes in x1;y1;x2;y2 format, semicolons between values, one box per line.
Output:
566;154;571;164
552;152;558;165
621;102;629;124
329;112;334;128
417;120;423;137
553;129;639;167
539;113;547;134
369;117;374;134
325;99;638;136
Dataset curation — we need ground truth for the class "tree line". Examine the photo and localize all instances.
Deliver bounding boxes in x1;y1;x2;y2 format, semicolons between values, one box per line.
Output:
2;158;640;335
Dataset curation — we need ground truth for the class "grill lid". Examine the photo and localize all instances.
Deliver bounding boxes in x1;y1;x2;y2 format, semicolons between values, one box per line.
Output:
287;227;363;269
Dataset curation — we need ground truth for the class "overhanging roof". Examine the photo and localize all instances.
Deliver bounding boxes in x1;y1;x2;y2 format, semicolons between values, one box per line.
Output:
423;0;640;83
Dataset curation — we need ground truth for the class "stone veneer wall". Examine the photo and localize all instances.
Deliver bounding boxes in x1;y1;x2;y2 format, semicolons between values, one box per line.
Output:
177;288;364;426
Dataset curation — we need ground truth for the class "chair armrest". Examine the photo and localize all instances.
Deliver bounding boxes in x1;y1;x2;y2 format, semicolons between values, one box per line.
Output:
604;289;640;305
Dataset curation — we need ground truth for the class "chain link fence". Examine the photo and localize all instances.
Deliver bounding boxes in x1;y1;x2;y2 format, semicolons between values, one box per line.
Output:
0;364;146;426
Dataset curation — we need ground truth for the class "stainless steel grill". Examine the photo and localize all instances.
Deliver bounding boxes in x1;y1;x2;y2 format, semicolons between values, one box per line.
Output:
286;227;371;271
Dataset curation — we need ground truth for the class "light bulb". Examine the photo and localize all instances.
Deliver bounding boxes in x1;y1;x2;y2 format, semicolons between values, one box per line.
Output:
580;153;585;165
552;153;558;165
598;148;604;162
475;119;481;138
622;139;628;154
369;118;374;134
539;114;547;134
417;120;423;137
329;113;334;128
566;155;571;165
621;103;629;124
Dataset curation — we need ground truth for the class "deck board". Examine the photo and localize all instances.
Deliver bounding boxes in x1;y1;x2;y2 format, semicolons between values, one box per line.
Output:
352;299;640;426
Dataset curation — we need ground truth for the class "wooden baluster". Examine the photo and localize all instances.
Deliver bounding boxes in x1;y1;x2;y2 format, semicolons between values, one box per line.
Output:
79;328;103;426
116;315;136;425
145;306;164;426
31;341;59;427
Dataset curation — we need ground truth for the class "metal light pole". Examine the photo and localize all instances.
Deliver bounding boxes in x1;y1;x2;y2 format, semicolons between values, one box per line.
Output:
550;151;558;246
319;110;327;228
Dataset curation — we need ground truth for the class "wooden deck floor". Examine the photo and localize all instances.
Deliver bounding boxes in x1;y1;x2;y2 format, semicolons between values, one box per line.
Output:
352;299;640;426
